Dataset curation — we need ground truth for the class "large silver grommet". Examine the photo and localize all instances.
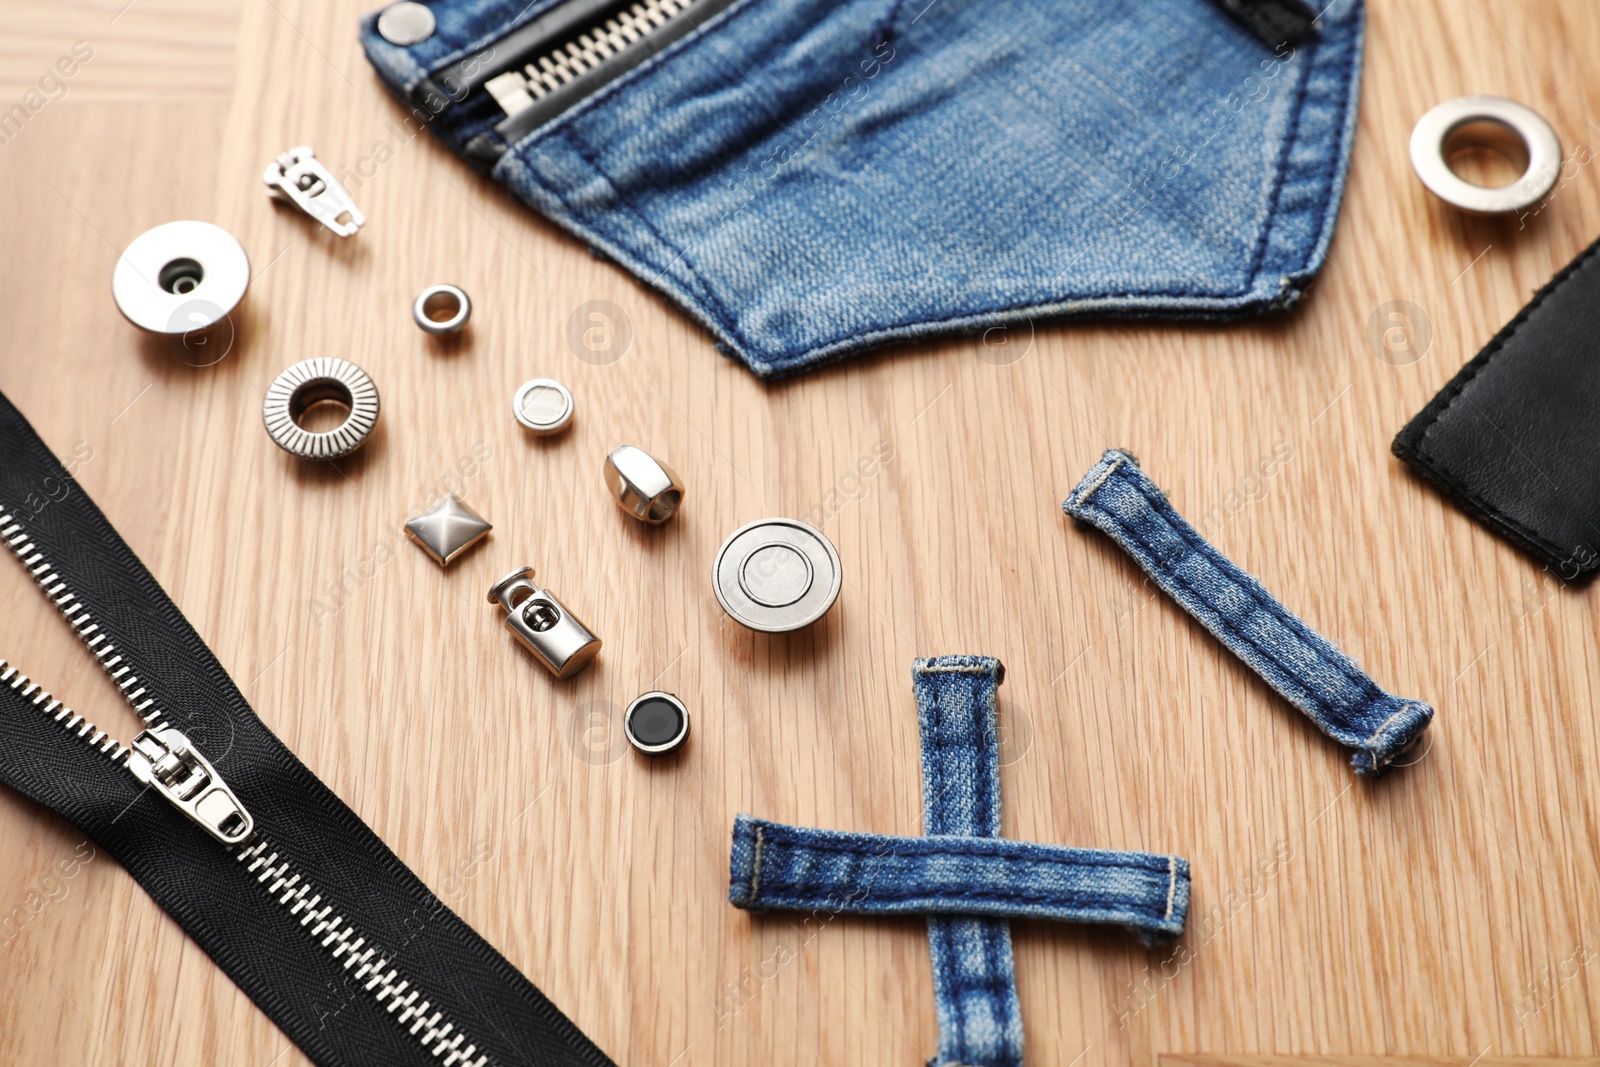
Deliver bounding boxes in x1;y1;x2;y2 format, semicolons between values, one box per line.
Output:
412;284;471;335
377;2;437;45
713;518;841;633
262;358;381;459
604;445;684;523
1410;95;1561;215
112;221;250;334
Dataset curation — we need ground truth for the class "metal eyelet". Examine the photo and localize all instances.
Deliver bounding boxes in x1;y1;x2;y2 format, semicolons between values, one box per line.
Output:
412;284;471;336
262;358;381;459
1409;95;1561;215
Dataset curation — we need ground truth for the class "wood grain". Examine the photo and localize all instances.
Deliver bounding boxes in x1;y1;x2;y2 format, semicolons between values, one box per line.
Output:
1161;1059;1600;1067
1;1;1599;1064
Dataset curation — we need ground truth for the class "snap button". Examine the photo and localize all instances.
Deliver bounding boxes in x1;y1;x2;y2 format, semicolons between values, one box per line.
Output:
112;221;250;335
713;519;841;633
377;2;436;46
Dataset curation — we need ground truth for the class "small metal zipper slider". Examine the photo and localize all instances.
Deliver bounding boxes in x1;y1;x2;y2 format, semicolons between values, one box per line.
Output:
128;726;255;845
263;146;364;237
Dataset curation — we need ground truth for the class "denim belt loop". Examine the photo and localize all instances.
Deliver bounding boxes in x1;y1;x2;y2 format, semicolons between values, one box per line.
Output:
914;655;1024;1067
1063;449;1434;775
728;656;1191;1067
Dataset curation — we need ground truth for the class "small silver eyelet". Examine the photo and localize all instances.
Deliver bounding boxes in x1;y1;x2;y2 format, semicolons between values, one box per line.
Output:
412;284;472;336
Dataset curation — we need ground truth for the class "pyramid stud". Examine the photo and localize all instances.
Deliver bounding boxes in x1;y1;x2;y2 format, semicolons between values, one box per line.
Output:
405;494;492;566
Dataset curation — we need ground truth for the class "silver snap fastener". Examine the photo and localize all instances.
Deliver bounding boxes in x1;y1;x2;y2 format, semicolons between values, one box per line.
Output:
624;692;690;756
604;446;684;524
1410;95;1560;215
112;221;251;334
377;2;436;45
262;358;381;460
412;284;471;335
713;518;841;633
513;378;575;434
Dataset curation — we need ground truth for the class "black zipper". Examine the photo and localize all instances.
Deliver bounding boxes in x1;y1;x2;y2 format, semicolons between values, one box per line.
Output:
0;389;615;1067
426;0;743;145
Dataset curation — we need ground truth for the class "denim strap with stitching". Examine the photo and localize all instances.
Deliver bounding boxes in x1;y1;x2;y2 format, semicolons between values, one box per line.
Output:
727;655;1191;1067
727;816;1188;935
915;655;1024;1067
1063;449;1433;775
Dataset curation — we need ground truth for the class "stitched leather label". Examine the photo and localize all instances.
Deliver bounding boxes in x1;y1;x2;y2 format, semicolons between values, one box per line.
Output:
1393;237;1600;578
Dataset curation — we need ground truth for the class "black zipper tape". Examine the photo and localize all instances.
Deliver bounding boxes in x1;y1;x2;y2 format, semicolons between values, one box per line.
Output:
433;0;627;100
0;389;615;1067
1210;0;1319;48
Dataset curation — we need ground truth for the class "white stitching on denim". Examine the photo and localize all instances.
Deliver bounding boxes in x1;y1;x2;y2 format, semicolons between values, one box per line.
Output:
1164;857;1177;921
913;665;993;676
1073;455;1124;508
1364;702;1419;751
750;824;765;903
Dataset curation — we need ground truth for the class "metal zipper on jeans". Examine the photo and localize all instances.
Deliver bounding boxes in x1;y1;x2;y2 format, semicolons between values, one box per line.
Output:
427;0;743;149
0;507;499;1067
482;0;696;115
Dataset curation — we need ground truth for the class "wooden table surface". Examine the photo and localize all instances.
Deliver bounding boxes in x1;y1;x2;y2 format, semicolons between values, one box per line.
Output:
2;1;1599;1064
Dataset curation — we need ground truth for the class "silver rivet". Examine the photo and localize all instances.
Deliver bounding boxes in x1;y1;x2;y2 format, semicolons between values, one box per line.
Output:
262;358;380;460
404;494;492;566
1410;95;1560;215
412;283;471;335
604;446;684;524
513;378;575;435
378;2;436;46
112;221;250;334
713;519;841;633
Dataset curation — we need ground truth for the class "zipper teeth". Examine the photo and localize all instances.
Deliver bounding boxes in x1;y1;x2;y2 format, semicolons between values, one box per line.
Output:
0;509;170;735
487;0;695;111
0;660;131;764
0;506;500;1067
236;836;495;1067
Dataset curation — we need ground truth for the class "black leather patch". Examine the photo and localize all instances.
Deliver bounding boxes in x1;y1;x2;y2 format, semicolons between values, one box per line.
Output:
1393;237;1600;579
1210;0;1319;48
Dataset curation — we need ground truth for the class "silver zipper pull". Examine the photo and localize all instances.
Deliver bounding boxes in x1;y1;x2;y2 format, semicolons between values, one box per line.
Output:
128;726;255;845
263;146;364;237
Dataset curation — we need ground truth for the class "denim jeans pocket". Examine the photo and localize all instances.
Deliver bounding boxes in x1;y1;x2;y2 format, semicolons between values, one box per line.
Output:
364;0;1365;377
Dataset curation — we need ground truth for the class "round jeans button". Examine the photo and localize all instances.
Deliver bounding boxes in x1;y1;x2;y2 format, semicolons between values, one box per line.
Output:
713;519;841;632
377;2;436;45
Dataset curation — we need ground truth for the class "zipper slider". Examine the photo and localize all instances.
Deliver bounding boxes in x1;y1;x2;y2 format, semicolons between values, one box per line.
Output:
263;146;365;238
128;726;255;846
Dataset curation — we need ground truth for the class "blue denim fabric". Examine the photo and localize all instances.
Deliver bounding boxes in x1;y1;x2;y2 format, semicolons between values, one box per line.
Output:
727;656;1191;1067
1063;450;1434;775
727;815;1189;937
915;656;1022;1067
360;0;1364;377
